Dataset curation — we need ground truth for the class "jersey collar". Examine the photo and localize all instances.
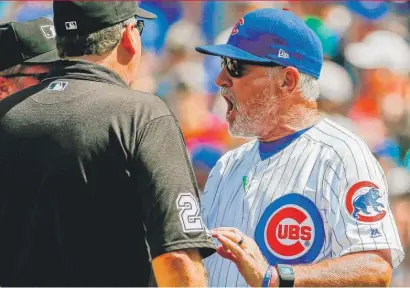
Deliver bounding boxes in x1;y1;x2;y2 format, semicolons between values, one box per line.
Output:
258;126;312;160
42;59;128;88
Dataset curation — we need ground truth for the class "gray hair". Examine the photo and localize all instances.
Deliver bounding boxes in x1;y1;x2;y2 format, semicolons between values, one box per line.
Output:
297;72;320;101
268;66;320;101
56;17;136;58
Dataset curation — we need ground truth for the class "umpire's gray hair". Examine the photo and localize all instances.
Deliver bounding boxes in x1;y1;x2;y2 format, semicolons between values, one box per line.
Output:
268;67;320;101
56;17;136;58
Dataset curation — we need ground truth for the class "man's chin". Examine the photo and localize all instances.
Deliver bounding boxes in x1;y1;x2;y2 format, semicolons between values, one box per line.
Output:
228;124;257;139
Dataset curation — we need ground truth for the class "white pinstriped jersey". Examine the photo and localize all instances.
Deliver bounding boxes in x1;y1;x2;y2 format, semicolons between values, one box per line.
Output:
201;118;404;287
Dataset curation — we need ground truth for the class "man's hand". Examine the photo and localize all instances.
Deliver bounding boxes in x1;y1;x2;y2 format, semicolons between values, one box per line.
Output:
211;227;277;287
212;227;393;287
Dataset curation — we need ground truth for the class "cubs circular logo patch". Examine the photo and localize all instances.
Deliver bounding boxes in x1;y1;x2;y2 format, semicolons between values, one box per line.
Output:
255;194;325;265
344;181;387;223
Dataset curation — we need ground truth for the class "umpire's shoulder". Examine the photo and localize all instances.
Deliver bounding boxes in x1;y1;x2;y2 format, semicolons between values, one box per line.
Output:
98;84;174;125
127;89;172;117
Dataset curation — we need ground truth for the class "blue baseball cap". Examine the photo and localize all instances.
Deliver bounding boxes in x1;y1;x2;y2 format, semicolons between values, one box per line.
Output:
196;8;323;79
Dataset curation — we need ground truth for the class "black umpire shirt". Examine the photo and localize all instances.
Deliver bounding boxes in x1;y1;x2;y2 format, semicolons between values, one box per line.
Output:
0;60;215;286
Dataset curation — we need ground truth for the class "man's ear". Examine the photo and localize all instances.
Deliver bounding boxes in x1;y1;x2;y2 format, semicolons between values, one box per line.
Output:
280;66;299;96
121;23;137;55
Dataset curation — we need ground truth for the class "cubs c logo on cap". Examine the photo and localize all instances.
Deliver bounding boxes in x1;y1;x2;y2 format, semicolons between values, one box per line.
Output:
255;194;324;265
231;18;244;35
344;181;387;223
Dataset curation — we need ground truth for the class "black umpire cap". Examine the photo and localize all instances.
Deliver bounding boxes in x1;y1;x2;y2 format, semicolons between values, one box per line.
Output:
0;17;59;72
53;1;157;37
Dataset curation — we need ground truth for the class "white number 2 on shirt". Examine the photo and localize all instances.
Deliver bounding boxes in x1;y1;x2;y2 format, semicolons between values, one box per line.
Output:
176;193;204;233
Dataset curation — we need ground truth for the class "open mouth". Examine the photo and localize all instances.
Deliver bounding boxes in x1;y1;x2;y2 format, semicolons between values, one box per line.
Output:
220;88;236;116
223;95;234;113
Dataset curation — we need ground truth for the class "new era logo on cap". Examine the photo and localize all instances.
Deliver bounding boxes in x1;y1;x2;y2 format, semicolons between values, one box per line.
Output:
40;25;56;39
278;49;289;59
65;21;77;30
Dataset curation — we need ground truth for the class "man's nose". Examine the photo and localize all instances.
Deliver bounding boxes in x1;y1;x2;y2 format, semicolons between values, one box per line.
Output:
215;67;232;88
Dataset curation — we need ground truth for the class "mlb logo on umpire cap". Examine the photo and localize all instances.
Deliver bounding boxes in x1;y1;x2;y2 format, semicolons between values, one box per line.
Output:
65;21;77;30
40;25;56;39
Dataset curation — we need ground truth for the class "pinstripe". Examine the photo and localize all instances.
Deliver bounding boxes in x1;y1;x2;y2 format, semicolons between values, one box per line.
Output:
322;121;378;250
381;170;401;255
243;158;272;234
212;152;250;227
291;139;314;194
205;153;234;224
313;126;366;251
268;138;301;202
255;150;284;220
324;119;377;178
324;178;353;252
302;133;354;252
322;195;344;252
217;147;259;287
302;150;321;197
285;139;311;195
319;163;331;260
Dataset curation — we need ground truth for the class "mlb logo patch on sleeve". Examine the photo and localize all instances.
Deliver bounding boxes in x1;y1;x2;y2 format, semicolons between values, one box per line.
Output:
47;81;68;92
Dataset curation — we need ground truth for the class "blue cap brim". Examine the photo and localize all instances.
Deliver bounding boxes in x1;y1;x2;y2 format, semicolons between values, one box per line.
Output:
196;44;272;63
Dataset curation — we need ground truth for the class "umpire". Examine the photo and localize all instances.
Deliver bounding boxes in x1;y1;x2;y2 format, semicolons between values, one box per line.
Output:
0;17;59;100
0;1;215;287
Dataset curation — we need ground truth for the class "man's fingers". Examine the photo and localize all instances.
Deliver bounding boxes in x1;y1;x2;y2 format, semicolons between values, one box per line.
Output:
216;246;238;262
212;230;242;245
214;233;247;259
212;227;244;237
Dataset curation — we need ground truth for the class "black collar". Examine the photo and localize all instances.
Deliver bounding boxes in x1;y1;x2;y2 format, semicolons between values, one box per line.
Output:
42;59;129;89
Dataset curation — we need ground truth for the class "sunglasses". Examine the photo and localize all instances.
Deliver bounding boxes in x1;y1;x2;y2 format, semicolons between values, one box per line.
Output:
135;19;144;36
221;57;281;78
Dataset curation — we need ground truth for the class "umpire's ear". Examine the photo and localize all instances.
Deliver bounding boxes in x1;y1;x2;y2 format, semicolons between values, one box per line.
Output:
121;23;138;56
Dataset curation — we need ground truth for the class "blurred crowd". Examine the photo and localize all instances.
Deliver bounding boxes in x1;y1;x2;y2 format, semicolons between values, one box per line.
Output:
1;1;410;285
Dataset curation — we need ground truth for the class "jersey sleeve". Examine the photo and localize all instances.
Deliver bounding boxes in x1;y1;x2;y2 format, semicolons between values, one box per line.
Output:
133;115;215;260
326;142;404;268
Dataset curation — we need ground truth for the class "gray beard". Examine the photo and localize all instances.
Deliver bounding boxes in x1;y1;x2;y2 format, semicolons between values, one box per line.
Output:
228;101;280;139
